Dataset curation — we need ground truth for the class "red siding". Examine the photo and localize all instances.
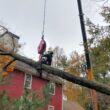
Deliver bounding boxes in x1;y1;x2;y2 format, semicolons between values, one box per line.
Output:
0;70;24;98
46;84;62;110
32;76;62;110
0;70;62;110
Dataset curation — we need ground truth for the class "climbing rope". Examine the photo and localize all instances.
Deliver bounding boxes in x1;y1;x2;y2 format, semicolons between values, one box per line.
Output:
42;0;47;36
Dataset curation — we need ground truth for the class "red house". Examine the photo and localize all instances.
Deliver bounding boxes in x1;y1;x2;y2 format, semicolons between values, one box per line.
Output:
0;30;63;110
0;60;63;110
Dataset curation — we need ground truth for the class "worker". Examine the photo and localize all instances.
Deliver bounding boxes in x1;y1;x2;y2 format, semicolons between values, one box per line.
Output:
41;51;53;65
38;35;46;61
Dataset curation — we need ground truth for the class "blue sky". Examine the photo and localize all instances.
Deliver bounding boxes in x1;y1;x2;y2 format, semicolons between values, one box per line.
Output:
0;0;105;60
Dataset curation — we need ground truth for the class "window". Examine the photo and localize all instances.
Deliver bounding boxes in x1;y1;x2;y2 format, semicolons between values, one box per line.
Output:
24;73;32;89
49;82;55;95
48;105;54;110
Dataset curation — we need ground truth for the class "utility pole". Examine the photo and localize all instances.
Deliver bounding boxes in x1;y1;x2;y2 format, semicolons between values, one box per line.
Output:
77;0;98;110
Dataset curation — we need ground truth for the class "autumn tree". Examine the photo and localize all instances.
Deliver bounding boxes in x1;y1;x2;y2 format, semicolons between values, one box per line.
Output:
52;46;68;69
66;51;82;76
0;25;20;80
86;6;110;82
50;47;82;102
86;4;110;110
63;51;88;108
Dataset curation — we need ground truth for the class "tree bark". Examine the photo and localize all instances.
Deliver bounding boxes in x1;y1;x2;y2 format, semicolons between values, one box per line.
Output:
0;49;110;95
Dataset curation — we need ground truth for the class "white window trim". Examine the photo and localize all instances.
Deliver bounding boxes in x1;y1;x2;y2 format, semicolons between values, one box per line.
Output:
48;105;54;110
49;82;55;95
24;73;32;89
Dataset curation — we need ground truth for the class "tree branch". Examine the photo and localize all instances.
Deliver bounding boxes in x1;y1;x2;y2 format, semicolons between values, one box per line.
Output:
0;52;10;55
3;59;16;71
0;48;110;95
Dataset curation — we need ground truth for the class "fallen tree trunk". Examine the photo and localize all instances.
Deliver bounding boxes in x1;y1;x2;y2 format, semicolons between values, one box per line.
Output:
1;49;110;95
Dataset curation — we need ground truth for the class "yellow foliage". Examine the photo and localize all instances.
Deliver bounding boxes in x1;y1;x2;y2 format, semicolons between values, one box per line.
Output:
64;81;88;107
64;81;78;101
3;72;9;77
0;34;19;79
6;64;15;72
0;55;16;77
63;51;88;107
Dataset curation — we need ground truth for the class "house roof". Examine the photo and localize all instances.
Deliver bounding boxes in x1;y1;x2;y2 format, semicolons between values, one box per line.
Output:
8;32;20;39
15;61;64;84
63;100;85;110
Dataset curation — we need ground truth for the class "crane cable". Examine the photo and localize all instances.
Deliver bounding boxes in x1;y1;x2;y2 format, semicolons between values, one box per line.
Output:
42;0;47;37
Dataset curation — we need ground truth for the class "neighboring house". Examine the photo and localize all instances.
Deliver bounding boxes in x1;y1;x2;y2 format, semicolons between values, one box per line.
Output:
0;30;19;52
63;100;85;110
0;30;63;110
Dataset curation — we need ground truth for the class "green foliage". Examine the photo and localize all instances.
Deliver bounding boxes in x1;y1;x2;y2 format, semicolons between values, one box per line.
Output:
85;101;93;110
42;82;51;105
0;91;13;110
86;5;110;81
86;4;110;110
0;83;51;110
90;37;110;79
101;6;110;23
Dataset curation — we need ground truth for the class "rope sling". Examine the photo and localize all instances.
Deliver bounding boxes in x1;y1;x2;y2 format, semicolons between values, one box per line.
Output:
42;0;47;37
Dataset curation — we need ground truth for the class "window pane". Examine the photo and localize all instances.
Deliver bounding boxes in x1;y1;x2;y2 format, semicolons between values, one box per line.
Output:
24;74;32;89
49;83;55;95
48;106;54;110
